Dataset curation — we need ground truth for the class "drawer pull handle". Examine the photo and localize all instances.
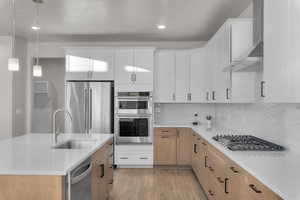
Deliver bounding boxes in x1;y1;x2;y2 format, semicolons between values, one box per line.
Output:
99;164;105;178
217;177;224;183
225;178;229;194
208;190;214;196
194;144;197;154
120;157;129;160
230;166;239;173
140;157;148;160
202;142;207;146
249;184;262;194
208;166;214;172
161;130;169;133
204;156;208;168
161;136;170;139
197;138;201;141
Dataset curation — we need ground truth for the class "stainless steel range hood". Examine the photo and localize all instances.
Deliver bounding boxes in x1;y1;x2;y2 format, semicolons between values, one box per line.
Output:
226;0;263;72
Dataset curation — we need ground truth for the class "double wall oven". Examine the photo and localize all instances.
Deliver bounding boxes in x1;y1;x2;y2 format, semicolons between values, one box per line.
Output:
115;92;153;144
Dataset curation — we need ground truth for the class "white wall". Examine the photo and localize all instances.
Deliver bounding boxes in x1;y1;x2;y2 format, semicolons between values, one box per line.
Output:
0;36;13;139
31;58;65;133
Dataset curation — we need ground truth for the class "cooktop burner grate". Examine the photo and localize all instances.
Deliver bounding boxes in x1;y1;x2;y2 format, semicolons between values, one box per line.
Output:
212;135;285;151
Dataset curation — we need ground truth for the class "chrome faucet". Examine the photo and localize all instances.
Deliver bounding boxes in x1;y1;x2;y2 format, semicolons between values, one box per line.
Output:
52;109;72;145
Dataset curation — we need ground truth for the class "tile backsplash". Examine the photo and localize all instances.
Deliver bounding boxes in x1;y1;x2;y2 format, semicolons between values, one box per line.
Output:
155;102;300;154
215;103;300;154
154;103;215;126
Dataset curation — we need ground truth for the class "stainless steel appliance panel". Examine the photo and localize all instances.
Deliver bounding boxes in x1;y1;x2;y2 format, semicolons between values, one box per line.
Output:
65;82;89;133
89;82;112;134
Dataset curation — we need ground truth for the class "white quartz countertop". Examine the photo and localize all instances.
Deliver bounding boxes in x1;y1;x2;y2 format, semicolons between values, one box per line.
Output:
155;124;298;200
0;133;113;176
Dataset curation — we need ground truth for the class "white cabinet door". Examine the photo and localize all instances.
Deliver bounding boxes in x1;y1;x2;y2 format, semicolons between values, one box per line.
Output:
65;50;91;80
115;49;134;85
214;25;231;103
89;50;114;80
154;51;176;102
264;0;292;102
134;49;154;86
175;51;190;102
190;48;209;103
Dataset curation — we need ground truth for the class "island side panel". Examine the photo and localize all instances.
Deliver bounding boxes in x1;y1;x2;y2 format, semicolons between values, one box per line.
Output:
0;175;65;200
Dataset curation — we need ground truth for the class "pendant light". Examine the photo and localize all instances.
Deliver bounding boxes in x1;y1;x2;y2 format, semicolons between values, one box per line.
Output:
8;0;20;71
32;0;43;77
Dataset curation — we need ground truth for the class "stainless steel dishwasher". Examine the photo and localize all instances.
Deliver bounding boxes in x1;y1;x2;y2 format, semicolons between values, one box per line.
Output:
66;157;92;200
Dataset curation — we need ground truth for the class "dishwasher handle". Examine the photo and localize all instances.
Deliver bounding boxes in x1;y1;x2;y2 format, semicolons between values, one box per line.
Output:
71;162;92;185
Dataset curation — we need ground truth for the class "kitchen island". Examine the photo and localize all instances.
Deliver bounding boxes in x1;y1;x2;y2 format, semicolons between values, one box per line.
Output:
0;133;113;200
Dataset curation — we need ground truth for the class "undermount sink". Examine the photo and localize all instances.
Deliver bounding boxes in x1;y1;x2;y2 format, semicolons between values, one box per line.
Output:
53;139;98;149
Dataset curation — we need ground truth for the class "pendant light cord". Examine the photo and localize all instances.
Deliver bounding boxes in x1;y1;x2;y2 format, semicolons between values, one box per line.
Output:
10;0;16;57
35;2;40;65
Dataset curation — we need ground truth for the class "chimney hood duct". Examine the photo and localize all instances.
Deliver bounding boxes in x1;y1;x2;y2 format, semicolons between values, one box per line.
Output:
224;0;263;72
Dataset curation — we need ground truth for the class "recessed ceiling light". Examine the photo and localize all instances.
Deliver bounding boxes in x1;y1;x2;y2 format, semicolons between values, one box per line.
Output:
31;26;40;30
157;25;166;30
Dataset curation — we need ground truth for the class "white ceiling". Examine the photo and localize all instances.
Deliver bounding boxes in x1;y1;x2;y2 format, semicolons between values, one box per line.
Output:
0;0;251;42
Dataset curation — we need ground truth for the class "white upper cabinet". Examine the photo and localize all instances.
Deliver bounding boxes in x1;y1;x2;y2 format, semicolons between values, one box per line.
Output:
190;48;210;103
115;49;134;85
89;50;114;80
263;0;297;102
65;49;114;80
134;49;154;85
115;48;154;90
154;51;176;102
175;51;191;102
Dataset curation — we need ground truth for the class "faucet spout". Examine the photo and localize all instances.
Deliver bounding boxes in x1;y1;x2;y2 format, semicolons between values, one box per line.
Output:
52;109;72;145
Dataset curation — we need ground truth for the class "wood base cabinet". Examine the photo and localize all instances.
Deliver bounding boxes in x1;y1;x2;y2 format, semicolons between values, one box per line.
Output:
190;133;283;200
91;138;114;200
154;128;192;166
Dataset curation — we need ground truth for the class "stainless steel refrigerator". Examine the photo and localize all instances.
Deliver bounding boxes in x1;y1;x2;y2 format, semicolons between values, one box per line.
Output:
65;81;114;134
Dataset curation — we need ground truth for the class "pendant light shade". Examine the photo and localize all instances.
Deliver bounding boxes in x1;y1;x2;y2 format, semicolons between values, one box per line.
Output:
33;64;42;77
8;0;20;72
32;0;43;77
8;57;19;71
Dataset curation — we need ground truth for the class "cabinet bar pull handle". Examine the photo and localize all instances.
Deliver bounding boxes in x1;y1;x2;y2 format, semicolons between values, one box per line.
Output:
206;92;209;101
204;156;208;168
202;142;207;146
120;157;128;160
172;93;176;101
230;166;239;173
260;81;266;98
249;184;262;194
208;190;214;196
225;178;229;194
208;166;214;172
194;144;197;154
212;91;216;101
161;136;170;139
161;130;169;133
99;164;105;178
140;157;148;160
226;88;230;100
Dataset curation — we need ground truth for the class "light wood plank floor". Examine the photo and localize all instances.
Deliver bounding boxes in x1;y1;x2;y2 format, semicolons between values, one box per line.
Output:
109;168;208;200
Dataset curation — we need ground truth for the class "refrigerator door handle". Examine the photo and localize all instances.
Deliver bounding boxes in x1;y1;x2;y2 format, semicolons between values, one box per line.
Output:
89;88;93;130
84;88;88;133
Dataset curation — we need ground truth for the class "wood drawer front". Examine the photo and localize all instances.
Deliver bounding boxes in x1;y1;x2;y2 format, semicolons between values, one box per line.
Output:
155;128;177;137
116;153;153;165
92;138;113;164
204;172;226;200
243;172;282;200
207;147;227;181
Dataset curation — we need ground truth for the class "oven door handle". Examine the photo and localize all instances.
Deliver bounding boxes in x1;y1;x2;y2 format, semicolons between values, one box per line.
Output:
116;114;152;119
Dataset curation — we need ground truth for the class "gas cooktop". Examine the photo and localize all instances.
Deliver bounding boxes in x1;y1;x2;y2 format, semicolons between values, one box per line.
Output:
212;135;285;151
